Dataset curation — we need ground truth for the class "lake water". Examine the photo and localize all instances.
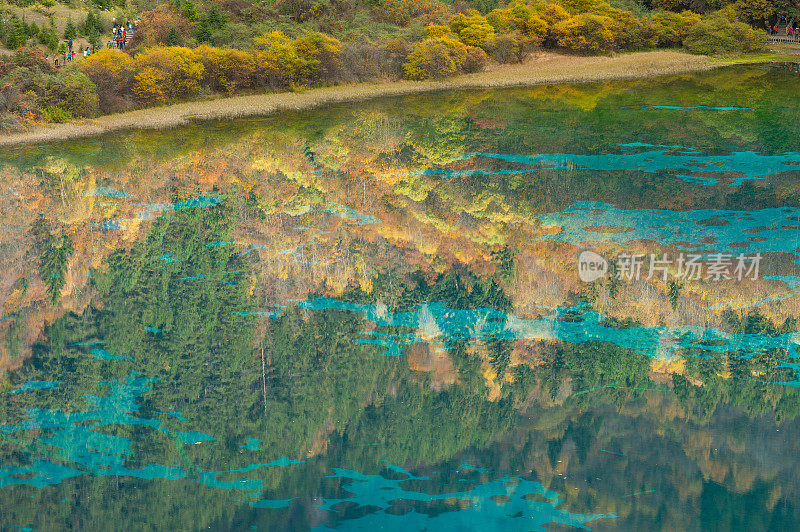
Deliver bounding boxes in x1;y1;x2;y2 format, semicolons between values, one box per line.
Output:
1;64;800;530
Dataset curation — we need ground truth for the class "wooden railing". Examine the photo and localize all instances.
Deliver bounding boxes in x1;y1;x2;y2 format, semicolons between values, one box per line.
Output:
767;35;800;43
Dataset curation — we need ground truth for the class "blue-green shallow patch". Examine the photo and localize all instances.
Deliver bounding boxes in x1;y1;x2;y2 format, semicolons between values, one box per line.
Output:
535;201;800;255
438;148;800;186
0;375;302;505
313;466;614;531
295;298;799;376
83;187;131;198
12;381;63;393
645;105;754;111
156;253;179;263
89;348;133;361
0;376;614;531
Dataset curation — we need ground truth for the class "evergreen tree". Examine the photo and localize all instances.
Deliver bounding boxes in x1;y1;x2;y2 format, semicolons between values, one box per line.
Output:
5;15;25;50
195;17;212;43
39;234;74;304
206;5;227;27
87;26;101;50
64;17;77;40
182;0;199;21
38;25;59;50
26;21;40;39
81;11;104;37
165;28;181;46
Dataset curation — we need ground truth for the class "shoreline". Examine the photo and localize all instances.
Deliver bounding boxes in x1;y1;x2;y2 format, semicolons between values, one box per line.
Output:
0;50;783;147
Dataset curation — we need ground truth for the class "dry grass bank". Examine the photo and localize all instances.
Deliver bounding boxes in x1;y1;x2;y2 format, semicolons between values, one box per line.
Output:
0;50;718;146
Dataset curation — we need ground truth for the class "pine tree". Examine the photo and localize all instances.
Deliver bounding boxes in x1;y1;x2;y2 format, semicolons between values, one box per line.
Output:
182;0;199;21
64;17;77;40
5;15;25;50
88;26;101;50
166;28;181;46
82;11;104;37
206;5;227;27
195;17;212;43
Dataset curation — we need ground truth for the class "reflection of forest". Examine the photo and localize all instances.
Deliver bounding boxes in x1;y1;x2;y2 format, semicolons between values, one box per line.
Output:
0;204;799;528
3;66;800;368
2;64;800;528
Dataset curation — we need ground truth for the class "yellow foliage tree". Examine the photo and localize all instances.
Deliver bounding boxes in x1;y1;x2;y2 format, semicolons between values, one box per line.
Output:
449;12;496;50
132;47;204;103
651;10;701;47
252;31;307;88
403;37;468;80
554;13;616;53
79;49;135;112
132;66;167;105
293;32;344;83
195;45;256;94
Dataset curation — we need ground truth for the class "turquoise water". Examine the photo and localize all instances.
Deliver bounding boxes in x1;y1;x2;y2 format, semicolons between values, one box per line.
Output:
2;64;800;529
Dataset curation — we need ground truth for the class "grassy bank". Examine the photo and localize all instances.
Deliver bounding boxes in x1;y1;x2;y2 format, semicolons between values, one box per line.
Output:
0;50;725;146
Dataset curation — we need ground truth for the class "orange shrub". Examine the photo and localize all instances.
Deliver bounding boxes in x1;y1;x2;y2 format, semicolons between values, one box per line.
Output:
130;6;192;48
380;0;447;26
463;46;488;73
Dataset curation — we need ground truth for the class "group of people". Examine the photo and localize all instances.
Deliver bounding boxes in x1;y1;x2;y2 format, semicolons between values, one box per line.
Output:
110;21;134;49
51;19;137;67
766;14;800;41
53;40;96;67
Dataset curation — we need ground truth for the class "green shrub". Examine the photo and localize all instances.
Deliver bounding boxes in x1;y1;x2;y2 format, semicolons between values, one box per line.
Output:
651;10;700;48
43;105;72;123
683;12;765;55
47;71;99;117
